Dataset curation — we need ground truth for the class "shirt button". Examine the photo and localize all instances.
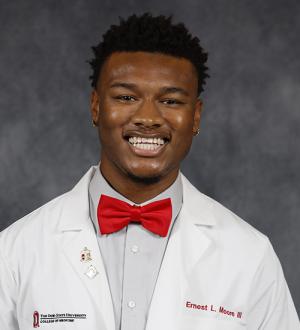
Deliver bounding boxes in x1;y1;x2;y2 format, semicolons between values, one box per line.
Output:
131;245;139;253
128;300;136;309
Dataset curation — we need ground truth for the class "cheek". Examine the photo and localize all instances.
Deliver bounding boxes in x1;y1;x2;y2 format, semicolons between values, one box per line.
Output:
166;112;194;155
101;110;125;129
99;99;131;130
98;110;128;148
166;110;194;134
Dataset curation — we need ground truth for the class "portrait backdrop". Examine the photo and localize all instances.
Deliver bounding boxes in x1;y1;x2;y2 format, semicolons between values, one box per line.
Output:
0;0;299;313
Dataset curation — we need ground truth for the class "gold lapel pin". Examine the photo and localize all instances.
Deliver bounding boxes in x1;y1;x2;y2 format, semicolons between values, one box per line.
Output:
80;247;92;262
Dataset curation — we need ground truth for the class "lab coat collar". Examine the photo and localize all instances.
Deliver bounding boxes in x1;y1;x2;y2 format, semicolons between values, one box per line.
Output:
58;166;216;232
181;173;217;227
58;166;96;232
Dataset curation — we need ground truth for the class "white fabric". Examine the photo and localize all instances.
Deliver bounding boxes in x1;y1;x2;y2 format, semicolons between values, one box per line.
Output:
0;165;299;330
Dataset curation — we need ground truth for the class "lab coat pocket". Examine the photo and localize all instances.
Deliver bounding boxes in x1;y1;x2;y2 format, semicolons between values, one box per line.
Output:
180;315;246;330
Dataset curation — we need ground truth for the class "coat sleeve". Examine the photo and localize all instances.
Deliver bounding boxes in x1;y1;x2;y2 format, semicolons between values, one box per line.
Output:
247;238;300;329
0;248;19;329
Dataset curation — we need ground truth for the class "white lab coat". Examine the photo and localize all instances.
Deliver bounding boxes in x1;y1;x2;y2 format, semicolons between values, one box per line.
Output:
0;166;299;330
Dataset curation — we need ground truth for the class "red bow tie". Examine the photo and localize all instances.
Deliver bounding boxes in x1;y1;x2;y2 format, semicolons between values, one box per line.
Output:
97;195;172;237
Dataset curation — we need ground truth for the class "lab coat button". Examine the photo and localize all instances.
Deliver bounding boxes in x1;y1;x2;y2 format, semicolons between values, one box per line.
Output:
128;300;136;308
131;245;139;253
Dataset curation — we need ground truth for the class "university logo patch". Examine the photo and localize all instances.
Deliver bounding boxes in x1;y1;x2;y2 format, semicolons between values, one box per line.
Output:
32;311;87;327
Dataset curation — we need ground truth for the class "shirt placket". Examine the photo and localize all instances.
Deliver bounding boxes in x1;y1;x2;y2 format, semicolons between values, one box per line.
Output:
121;223;147;330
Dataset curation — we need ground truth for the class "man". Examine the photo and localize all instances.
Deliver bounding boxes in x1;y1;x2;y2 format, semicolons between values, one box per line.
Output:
0;13;299;330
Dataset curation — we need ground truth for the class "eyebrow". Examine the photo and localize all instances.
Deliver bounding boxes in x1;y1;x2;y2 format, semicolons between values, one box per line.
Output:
110;82;189;96
160;86;189;96
110;82;137;90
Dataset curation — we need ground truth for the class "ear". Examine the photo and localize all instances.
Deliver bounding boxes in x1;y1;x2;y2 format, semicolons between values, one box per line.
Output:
90;89;100;126
192;98;203;135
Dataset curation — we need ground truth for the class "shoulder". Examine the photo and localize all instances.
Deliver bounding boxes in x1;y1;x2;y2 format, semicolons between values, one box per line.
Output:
181;173;271;258
0;165;96;259
0;192;67;254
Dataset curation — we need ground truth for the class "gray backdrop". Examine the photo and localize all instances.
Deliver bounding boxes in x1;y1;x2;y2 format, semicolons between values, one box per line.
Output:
1;0;299;313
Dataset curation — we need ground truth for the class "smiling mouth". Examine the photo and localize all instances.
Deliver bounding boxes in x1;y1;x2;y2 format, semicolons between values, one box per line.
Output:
128;136;167;150
124;134;170;154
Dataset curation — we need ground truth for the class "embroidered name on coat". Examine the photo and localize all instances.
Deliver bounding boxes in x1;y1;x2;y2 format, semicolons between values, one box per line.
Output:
185;301;243;319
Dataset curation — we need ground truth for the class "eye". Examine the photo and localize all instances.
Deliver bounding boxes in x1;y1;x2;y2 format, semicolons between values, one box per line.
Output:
114;95;137;102
161;99;184;105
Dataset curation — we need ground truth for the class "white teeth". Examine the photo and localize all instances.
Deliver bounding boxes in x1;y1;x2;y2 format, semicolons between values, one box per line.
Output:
128;136;166;146
132;143;160;150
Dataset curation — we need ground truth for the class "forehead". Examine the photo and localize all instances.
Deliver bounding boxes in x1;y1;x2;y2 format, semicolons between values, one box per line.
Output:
98;51;198;92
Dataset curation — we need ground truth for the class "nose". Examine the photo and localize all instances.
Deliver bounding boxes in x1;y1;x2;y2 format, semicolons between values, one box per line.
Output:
131;99;164;128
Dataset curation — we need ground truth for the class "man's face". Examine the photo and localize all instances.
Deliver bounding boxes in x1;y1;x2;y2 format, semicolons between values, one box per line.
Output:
91;51;201;183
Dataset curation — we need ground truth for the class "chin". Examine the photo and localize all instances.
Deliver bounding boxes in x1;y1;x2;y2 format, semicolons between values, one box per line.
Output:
125;159;179;185
125;163;165;184
127;171;162;184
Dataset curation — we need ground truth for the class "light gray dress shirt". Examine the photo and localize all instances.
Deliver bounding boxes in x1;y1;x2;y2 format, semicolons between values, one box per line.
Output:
88;166;183;330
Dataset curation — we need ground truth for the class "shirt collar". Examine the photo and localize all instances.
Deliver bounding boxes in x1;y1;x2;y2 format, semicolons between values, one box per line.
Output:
88;165;183;236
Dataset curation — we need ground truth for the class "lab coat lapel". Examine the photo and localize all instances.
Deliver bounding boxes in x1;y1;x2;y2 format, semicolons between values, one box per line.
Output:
146;175;216;330
57;167;115;330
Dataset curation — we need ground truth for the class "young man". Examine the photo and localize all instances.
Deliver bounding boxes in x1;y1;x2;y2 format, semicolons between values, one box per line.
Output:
0;13;299;330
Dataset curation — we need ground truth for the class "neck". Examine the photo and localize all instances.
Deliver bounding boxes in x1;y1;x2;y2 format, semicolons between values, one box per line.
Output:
99;161;179;204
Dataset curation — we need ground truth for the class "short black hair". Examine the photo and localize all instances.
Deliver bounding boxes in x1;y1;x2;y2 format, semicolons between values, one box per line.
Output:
88;13;209;95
